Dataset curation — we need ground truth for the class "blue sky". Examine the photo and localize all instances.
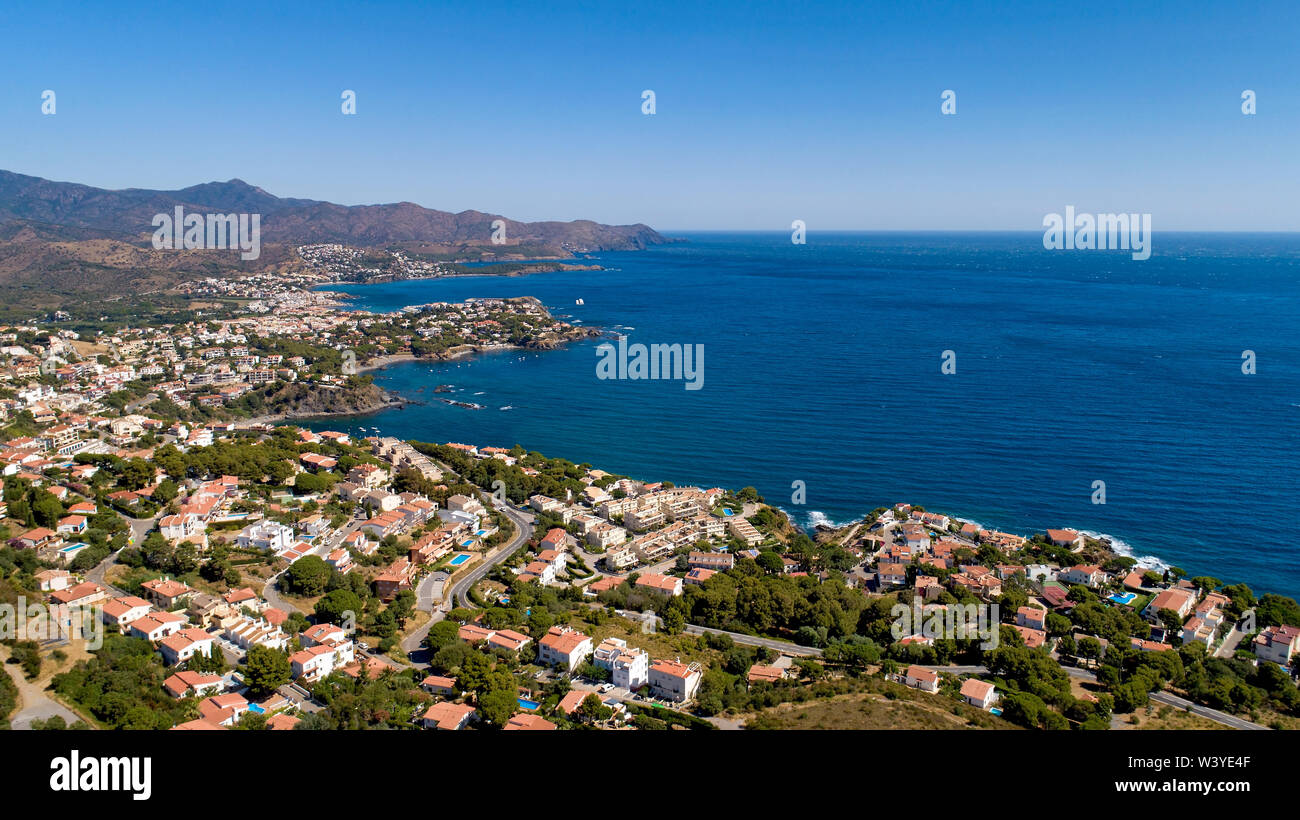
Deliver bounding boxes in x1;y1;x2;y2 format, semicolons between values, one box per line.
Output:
1;1;1297;231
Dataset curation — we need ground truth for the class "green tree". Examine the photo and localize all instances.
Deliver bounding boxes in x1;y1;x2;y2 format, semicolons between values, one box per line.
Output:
243;645;290;699
314;589;363;626
478;687;518;727
576;692;613;723
285;555;331;596
425;620;460;652
30;491;64;529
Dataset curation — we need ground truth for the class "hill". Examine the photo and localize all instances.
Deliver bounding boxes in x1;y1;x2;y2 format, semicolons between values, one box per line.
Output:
0;170;666;252
0;169;670;312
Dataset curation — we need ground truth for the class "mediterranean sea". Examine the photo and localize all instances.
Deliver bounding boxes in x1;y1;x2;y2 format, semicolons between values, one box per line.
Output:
311;232;1300;599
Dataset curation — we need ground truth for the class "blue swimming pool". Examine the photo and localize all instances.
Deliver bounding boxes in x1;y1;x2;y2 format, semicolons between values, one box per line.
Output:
518;698;539;710
1108;592;1137;605
449;553;471;566
247;703;265;714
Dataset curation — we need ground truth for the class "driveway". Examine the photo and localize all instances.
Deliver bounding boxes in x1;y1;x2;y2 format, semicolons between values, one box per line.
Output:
1;649;87;730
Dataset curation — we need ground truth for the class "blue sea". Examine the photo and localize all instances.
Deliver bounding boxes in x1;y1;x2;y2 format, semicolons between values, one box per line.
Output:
310;232;1300;600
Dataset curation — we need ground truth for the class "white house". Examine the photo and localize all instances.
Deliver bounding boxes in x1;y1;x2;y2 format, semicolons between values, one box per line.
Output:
593;638;649;690
903;664;940;693
290;641;355;683
1059;564;1104;588
100;596;153;632
537;626;593;672
959;678;999;710
236;520;295;553
1254;625;1300;665
128;612;187;642
160;627;217;666
648;659;702;702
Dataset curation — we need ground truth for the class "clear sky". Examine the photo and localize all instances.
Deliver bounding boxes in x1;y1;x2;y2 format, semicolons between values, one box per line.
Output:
1;1;1297;231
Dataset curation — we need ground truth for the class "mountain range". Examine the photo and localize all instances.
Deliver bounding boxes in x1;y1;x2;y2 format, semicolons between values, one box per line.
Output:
0;169;666;251
0;169;669;312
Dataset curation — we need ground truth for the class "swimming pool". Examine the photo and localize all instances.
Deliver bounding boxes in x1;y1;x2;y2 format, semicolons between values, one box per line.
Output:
517;698;539;710
247;703;265;714
449;553;471;566
1108;592;1137;605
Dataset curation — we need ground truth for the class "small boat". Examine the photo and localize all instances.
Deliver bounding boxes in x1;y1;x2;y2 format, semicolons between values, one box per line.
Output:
499;405;513;411
575;298;584;305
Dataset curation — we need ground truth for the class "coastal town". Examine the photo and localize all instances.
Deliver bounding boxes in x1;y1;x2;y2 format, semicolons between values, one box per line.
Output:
0;258;1296;732
0;379;1297;730
0;261;593;432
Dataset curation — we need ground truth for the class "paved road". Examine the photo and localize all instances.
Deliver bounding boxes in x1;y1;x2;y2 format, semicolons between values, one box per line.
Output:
398;502;535;661
613;610;823;658
123;393;159;414
260;529;344;616
683;624;823;657
261;569;300;616
1062;667;1265;730
450;503;535;609
917;663;1266;731
1147;689;1266;730
86;511;161;595
414;570;448;613
1215;625;1245;659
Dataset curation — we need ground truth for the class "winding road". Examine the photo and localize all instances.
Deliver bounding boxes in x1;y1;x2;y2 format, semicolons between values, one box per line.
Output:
398;501;535;662
917;662;1267;731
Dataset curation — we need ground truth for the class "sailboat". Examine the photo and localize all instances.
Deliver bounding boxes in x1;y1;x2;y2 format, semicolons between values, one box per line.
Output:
575;298;584;305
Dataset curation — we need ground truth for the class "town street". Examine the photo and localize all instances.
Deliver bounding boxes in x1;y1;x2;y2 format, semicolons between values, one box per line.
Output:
399;501;535;663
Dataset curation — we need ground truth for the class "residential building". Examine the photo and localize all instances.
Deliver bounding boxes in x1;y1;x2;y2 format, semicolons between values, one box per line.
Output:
648;659;702;702
903;664;940;693
960;678;999;710
537;626;593;672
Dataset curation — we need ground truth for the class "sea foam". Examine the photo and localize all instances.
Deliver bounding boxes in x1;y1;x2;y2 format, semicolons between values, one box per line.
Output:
1079;530;1170;572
